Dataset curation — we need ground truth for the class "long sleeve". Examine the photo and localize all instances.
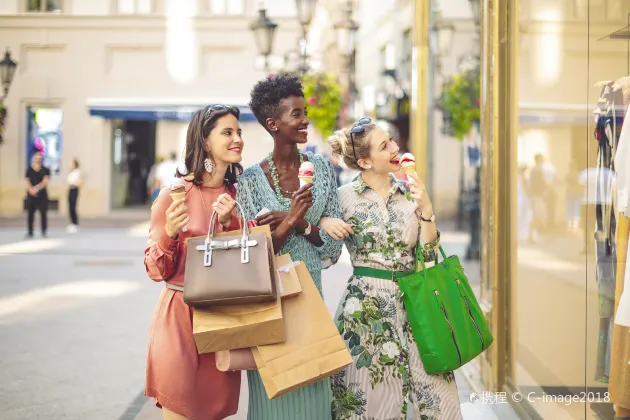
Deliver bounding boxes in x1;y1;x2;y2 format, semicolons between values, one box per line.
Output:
314;158;344;267
417;226;441;264
236;175;260;223
144;189;179;282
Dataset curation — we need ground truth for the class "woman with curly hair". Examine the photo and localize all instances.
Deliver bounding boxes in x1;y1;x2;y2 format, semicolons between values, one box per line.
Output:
237;74;351;419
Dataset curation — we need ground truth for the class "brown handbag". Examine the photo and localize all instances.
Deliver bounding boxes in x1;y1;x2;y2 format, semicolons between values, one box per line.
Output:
183;201;277;308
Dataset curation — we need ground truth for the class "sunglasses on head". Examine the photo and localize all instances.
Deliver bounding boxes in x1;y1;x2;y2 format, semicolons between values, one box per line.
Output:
203;104;232;117
349;117;372;162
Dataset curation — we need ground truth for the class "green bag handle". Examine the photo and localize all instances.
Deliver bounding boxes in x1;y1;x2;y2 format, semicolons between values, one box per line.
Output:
414;242;450;274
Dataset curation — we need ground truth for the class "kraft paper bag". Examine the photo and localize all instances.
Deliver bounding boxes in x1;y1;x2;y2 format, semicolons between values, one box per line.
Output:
275;254;302;298
213;254;303;369
192;225;287;354
251;262;353;399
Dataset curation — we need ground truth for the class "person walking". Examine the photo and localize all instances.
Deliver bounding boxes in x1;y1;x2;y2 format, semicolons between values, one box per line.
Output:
236;74;348;420
66;158;82;233
322;118;463;420
144;105;245;420
25;148;50;238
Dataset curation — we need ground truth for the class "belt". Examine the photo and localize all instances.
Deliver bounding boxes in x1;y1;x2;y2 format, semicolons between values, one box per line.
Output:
165;282;184;292
353;266;412;281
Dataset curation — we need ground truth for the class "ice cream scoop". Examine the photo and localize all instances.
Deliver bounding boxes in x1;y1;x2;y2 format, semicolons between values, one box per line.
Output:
298;161;315;187
169;178;188;231
400;153;416;175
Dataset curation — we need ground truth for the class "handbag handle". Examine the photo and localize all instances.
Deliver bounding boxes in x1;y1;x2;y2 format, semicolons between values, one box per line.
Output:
206;200;248;240
196;200;258;267
414;242;449;274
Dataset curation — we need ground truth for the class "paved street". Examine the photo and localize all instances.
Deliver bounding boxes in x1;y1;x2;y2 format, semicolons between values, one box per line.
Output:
0;220;507;420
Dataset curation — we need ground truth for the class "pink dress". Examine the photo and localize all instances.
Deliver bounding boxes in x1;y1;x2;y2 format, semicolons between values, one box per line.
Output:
144;180;241;420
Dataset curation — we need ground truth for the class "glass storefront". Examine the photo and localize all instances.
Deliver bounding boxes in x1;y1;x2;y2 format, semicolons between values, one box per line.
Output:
473;0;630;418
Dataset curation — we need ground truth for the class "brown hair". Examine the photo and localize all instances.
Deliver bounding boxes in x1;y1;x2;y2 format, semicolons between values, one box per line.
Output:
328;122;377;171
177;105;243;189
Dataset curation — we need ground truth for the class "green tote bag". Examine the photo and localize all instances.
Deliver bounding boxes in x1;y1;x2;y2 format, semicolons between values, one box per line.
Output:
398;245;493;375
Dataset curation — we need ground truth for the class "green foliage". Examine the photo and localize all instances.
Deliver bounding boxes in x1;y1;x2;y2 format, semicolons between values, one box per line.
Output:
301;72;342;138
440;68;480;140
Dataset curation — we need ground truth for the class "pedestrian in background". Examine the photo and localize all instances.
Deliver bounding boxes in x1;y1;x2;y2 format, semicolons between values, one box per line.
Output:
66;158;83;233
147;156;165;203
144;105;244;420
25;148;50;239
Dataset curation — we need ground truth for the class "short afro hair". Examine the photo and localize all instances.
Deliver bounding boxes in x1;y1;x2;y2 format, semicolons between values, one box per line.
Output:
248;74;304;130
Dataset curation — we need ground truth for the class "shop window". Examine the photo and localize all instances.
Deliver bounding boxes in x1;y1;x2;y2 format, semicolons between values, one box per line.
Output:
26;0;62;12
208;0;244;16
117;0;153;14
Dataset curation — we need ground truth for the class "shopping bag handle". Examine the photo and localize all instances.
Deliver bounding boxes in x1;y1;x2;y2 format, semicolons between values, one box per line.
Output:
414;243;449;273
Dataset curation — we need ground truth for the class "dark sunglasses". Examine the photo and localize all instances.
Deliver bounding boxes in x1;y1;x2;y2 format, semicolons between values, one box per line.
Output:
349;117;372;162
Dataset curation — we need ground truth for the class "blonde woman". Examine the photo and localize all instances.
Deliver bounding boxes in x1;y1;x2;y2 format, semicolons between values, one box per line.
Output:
321;118;462;420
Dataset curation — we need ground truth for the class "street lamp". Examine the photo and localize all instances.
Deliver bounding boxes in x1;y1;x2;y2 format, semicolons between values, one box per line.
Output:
334;2;359;57
334;1;359;127
468;0;481;27
250;8;278;73
295;0;317;32
434;17;455;74
0;48;18;101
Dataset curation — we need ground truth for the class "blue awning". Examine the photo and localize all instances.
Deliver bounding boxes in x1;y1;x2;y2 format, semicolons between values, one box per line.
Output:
88;105;257;122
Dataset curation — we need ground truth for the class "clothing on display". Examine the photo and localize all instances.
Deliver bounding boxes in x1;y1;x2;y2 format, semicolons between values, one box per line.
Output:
593;80;624;383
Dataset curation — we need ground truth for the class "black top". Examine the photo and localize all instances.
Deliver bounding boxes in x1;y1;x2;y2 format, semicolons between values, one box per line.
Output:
26;166;51;196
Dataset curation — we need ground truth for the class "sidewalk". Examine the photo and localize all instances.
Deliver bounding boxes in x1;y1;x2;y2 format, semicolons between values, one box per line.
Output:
0;209;150;230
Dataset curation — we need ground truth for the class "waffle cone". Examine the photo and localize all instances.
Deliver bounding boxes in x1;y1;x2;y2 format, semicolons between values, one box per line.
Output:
402;164;416;175
170;192;186;201
299;176;313;187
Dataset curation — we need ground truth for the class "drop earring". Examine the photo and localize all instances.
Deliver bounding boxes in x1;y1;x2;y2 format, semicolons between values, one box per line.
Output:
204;158;214;174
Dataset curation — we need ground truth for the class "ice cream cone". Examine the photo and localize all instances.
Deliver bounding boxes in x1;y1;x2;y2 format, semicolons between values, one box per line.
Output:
170;191;186;202
299;176;314;187
169;181;188;231
402;163;416;176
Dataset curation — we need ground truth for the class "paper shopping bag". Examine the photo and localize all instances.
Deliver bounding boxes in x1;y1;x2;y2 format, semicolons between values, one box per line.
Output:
275;254;302;298
213;254;303;369
251;262;353;399
192;276;284;354
192;227;286;354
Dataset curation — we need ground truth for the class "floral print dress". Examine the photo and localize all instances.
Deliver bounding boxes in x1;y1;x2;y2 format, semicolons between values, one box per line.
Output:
331;175;462;420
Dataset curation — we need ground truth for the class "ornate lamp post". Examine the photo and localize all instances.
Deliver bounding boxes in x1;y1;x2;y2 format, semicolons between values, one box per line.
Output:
0;48;17;102
294;0;317;76
466;0;482;260
469;0;481;27
0;48;18;145
334;1;359;127
250;8;278;73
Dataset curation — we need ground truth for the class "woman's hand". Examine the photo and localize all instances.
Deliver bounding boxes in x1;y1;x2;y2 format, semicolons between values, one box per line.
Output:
256;211;289;232
165;198;189;239
320;217;354;240
212;193;236;228
287;183;314;225
407;173;433;218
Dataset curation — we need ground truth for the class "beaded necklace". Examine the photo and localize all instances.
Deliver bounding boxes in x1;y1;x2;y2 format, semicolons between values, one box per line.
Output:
267;152;304;207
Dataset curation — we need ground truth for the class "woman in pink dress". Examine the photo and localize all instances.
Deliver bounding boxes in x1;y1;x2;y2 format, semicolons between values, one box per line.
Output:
144;105;245;420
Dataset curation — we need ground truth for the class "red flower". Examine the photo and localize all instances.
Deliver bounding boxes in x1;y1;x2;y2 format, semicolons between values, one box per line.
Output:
307;97;317;105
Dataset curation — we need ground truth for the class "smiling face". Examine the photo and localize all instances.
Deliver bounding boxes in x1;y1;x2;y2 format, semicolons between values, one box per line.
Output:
269;95;309;144
358;126;400;174
206;113;244;165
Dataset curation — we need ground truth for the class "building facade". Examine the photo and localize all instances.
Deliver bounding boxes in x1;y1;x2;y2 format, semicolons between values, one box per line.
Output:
0;0;306;216
430;0;630;417
309;0;477;221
